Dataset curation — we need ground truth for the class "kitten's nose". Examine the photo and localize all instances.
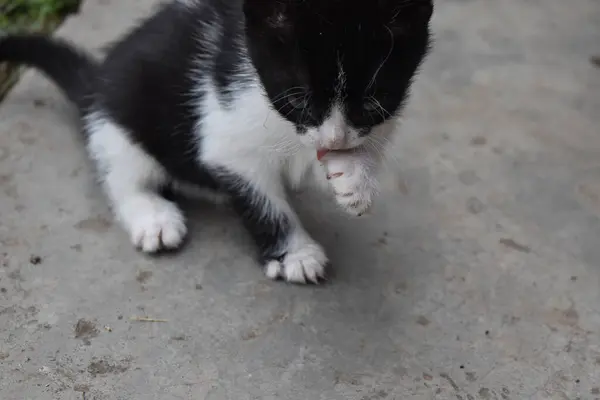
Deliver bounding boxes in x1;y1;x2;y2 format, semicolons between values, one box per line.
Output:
323;130;348;150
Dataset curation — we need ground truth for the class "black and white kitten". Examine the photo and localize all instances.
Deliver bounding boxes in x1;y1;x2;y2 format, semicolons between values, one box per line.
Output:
0;0;433;283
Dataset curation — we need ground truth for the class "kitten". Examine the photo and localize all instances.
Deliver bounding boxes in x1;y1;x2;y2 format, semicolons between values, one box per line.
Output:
0;0;433;284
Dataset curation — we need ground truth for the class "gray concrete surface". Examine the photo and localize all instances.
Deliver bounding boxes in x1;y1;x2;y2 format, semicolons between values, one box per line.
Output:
1;0;600;398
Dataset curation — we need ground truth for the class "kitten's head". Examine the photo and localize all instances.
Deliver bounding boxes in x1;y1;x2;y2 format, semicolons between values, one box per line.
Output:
244;0;433;150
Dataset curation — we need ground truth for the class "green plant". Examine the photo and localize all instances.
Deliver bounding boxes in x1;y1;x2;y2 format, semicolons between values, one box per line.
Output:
0;0;82;99
0;0;81;32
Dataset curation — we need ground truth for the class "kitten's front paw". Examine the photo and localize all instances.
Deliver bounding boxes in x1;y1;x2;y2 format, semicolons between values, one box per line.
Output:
264;235;328;284
121;196;187;253
322;152;378;216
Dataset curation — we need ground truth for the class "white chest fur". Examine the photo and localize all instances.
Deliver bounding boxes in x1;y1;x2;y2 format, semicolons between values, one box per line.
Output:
197;80;318;190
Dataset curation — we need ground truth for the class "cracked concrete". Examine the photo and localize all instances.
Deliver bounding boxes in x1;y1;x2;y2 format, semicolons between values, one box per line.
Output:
1;0;599;399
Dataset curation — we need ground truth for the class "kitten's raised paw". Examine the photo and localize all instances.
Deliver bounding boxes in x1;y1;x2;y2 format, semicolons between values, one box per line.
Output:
331;176;374;216
264;239;328;284
323;153;378;216
124;196;187;253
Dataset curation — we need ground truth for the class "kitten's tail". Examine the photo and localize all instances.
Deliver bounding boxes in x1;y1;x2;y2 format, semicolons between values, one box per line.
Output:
0;33;98;109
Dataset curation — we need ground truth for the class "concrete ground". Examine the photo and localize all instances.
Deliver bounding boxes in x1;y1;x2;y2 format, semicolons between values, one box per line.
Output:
1;0;599;398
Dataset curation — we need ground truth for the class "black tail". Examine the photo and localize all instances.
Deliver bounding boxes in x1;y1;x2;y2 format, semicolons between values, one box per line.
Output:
0;33;98;109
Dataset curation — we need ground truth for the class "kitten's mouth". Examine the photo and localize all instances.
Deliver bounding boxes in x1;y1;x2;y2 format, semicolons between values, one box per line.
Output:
316;148;357;161
316;149;329;161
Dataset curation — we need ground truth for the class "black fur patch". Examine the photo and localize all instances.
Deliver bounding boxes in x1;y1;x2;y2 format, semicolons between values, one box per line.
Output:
244;0;433;130
96;3;220;186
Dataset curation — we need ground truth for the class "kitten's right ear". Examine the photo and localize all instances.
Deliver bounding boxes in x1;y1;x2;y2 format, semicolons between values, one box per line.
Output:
243;0;294;38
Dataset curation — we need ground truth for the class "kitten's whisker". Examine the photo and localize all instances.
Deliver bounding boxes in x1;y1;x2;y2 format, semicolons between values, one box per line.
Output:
298;93;312;124
367;135;400;173
365;137;387;168
272;91;306;105
368;134;394;158
263;140;296;151
368;96;391;120
365;25;395;92
271;87;306;104
271;86;305;102
273;93;309;115
262;137;303;154
282;104;302;119
276;86;305;95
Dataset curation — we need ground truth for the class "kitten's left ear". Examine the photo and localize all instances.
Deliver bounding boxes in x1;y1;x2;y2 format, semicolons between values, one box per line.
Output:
243;0;294;38
386;0;433;33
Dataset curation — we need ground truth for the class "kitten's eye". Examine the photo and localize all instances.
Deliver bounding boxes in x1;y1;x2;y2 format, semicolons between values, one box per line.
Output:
363;100;379;113
288;94;309;110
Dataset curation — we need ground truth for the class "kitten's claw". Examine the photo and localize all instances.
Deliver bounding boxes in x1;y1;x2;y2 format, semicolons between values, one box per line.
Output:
264;238;328;284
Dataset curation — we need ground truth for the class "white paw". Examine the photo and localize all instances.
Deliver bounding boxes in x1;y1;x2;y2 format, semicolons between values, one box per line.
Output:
322;152;378;216
264;237;328;284
120;196;187;253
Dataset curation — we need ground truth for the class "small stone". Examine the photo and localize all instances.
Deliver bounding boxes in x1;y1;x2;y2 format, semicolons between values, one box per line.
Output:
466;197;485;214
470;136;487;146
135;270;152;284
466;372;477;382
499;238;531;253
73;384;90;393
74;319;99;341
29;255;42;265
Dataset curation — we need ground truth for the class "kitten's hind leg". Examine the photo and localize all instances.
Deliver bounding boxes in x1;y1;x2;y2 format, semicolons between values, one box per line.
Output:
218;169;328;284
85;115;187;252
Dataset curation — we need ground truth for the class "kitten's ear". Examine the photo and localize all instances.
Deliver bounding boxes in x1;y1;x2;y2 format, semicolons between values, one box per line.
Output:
243;0;294;38
386;0;433;34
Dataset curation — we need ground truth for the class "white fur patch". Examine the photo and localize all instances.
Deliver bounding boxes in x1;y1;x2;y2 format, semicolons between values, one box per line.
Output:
121;194;187;252
85;113;187;252
263;230;328;283
198;80;314;218
176;0;200;8
302;106;366;151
